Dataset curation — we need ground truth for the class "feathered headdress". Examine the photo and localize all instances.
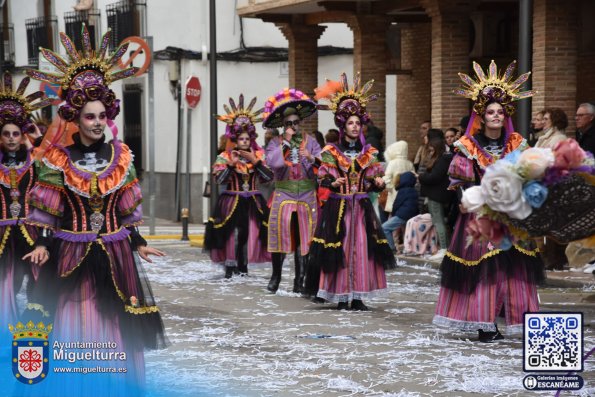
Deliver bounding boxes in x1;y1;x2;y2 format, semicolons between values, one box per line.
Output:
0;72;51;134
315;72;377;129
262;88;317;129
27;24;139;122
217;94;263;149
455;60;535;117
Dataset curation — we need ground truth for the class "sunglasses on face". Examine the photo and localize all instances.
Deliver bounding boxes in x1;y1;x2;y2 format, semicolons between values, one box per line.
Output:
1;131;21;138
284;119;300;128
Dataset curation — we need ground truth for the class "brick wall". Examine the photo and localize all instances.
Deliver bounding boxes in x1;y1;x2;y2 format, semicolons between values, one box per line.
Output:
278;23;326;134
348;15;389;133
424;1;471;133
432;13;470;129
532;0;578;133
397;23;432;159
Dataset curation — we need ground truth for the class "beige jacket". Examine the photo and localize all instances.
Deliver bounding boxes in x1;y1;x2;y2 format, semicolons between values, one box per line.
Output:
535;127;567;149
382;141;415;213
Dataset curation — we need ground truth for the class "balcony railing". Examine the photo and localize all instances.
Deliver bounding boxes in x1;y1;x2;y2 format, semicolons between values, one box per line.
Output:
25;17;57;66
106;0;146;49
0;23;15;68
64;8;101;51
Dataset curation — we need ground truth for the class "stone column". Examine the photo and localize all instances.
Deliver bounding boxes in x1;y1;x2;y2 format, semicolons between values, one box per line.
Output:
532;0;578;131
420;0;471;130
277;23;326;134
347;15;390;133
397;22;432;156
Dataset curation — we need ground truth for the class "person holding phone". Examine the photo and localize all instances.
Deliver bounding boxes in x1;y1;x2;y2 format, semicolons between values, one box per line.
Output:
204;95;273;278
262;88;321;293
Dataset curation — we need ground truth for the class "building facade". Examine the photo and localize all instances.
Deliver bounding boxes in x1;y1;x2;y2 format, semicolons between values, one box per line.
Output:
2;0;593;222
238;0;595;159
3;0;354;222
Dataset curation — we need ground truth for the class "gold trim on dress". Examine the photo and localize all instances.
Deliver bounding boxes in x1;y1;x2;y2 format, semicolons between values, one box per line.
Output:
312;237;342;248
60;242;93;277
208;194;239;229
0;227;10;256
124;305;160;315
19;224;34;246
276;200;313;250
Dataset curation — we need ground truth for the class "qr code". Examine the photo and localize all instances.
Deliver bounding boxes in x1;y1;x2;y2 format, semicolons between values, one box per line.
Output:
524;313;583;372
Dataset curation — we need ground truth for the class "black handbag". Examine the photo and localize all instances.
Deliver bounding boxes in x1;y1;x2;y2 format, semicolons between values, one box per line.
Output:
202;181;211;198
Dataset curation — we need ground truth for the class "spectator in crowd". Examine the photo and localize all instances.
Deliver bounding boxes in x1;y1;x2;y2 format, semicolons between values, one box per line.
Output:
444;128;458;151
528;110;545;146
416;128;444;214
325;128;339;144
364;120;385;162
382;171;419;252
575;102;595;155
534;107;569;271
459;115;470;136
309;130;326;149
413;120;431;170
264;128;279;148
381;140;415;223
418;136;455;261
535;108;567;149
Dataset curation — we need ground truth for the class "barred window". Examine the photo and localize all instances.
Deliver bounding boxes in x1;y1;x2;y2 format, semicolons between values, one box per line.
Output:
0;23;14;67
25;17;57;66
106;0;146;49
64;8;101;51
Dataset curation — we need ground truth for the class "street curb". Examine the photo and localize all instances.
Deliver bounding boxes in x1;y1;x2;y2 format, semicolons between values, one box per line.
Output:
144;234;202;240
189;238;204;248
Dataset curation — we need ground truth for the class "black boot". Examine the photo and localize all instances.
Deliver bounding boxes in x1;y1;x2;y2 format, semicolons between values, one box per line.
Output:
351;300;369;311
478;324;504;342
267;255;283;293
337;302;349;310
292;255;306;293
237;262;248;276
224;266;234;279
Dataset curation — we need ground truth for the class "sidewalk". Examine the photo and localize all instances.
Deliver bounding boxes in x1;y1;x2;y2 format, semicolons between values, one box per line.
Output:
396;253;595;289
139;216;204;243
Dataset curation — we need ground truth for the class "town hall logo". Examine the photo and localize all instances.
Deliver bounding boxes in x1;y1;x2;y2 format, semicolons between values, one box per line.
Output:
9;321;53;385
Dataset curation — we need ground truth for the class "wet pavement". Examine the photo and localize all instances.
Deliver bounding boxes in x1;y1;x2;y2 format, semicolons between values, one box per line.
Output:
143;240;595;397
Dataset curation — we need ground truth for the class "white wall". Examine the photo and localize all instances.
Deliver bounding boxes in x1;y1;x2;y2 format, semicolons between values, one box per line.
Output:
7;0;355;175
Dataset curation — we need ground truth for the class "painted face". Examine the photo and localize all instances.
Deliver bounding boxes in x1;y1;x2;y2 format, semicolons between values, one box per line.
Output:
77;100;107;146
445;131;456;146
483;103;504;130
575;106;595;131
345;115;361;140
283;114;300;135
542;112;553;130
236;132;251;150
0;123;22;152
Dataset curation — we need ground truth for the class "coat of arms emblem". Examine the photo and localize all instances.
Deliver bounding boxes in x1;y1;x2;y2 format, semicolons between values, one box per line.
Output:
9;321;52;385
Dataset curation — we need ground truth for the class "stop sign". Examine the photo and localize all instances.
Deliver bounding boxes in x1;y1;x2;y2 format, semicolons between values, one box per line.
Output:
185;76;201;109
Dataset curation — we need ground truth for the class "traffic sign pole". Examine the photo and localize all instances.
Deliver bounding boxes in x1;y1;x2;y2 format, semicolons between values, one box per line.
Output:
184;76;201;109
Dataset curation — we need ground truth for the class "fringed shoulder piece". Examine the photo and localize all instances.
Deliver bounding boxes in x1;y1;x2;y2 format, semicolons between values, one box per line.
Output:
42;141;133;198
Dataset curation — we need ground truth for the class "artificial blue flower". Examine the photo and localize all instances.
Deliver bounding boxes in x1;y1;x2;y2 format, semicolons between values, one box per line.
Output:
502;149;521;165
522;181;549;209
498;236;513;251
